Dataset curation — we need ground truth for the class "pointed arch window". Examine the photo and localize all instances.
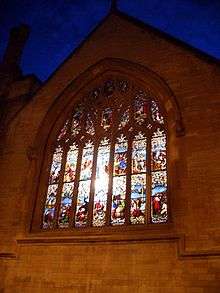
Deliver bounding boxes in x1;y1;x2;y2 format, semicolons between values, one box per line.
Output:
42;79;169;230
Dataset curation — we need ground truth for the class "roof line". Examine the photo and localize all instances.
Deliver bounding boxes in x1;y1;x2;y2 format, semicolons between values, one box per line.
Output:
42;7;220;87
116;9;220;66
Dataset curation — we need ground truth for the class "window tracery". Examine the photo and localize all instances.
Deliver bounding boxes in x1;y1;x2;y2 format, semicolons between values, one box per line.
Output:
42;78;168;230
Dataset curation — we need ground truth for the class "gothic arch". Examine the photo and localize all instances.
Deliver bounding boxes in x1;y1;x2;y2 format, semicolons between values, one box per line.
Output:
28;58;183;234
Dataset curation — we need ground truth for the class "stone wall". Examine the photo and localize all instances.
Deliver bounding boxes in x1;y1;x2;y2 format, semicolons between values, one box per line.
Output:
0;12;220;292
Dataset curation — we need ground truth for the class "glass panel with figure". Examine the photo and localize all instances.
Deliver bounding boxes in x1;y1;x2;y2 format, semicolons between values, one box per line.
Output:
132;133;147;174
151;129;166;171
111;176;126;225
58;182;74;228
75;180;91;227
113;135;128;176
41;81;169;231
43;184;58;229
64;144;78;182
130;174;146;224
93;139;110;227
80;142;94;181
151;171;168;223
49;147;63;184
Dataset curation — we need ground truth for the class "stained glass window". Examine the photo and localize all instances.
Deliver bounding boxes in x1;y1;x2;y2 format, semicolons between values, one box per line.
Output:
130;133;147;224
42;79;169;230
93;138;110;227
151;129;168;223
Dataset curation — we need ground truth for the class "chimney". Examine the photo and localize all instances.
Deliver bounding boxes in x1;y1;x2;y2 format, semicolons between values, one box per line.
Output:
2;24;30;67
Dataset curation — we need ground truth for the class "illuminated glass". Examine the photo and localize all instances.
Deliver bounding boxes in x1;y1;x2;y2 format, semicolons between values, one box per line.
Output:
130;174;146;224
43;184;58;229
151;128;168;223
64;144;78;182
42;81;169;230
58;182;74;228
93;138;110;227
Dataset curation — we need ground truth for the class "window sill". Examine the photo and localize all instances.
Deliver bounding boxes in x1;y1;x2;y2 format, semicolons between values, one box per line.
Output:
18;224;177;244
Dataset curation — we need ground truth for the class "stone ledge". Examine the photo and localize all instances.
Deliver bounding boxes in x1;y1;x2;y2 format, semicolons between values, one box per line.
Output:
15;233;220;259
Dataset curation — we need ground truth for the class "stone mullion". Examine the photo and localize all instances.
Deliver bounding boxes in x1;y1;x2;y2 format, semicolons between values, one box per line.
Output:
105;136;115;226
87;141;99;227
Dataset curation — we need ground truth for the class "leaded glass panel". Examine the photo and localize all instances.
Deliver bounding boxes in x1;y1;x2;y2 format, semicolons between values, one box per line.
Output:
42;80;169;231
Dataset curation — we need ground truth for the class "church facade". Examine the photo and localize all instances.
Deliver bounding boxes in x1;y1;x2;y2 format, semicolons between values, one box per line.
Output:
0;8;220;292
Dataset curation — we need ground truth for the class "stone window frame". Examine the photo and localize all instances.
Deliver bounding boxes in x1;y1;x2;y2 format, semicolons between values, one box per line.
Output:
28;58;184;242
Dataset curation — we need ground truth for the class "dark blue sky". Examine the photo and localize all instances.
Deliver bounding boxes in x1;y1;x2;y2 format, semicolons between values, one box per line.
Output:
0;0;220;81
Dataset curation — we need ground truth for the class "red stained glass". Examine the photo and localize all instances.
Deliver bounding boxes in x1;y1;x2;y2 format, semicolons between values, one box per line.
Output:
130;174;146;224
64;144;78;182
75;180;90;227
111;176;126;225
151;171;168;223
42;81;169;230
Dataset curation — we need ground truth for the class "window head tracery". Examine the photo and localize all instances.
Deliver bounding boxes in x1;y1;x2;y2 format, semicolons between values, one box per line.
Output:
42;78;168;230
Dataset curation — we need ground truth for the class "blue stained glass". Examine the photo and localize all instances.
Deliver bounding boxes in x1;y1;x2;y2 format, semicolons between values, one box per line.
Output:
43;184;58;229
132;137;147;174
151;134;166;171
130;174;146;224
58;182;74;228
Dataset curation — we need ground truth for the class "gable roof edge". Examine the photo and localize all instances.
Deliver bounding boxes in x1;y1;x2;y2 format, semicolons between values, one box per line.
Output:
40;8;220;90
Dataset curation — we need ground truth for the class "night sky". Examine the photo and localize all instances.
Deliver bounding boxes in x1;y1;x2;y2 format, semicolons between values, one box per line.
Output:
0;0;220;81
